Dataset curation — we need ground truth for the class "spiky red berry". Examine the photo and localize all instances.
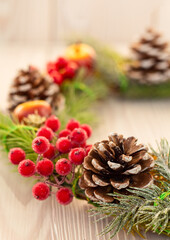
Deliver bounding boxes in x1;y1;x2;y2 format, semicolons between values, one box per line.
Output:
32;136;50;154
56;187;73;205
66;119;80;131
70;128;87;144
56;137;72;153
32;182;50;200
55;158;72;176
18;159;36;177
69;147;86;165
45;115;61;132
36;158;54;176
56;57;68;69
81;124;92;138
8;147;26;165
59;129;71;138
43;144;56;159
37;126;54;141
86;144;92;155
50;71;63;85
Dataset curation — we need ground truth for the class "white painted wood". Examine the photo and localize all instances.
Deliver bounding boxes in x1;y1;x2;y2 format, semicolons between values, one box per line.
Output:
0;43;169;240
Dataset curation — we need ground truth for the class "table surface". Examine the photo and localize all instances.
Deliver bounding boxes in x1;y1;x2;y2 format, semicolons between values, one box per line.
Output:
0;43;169;240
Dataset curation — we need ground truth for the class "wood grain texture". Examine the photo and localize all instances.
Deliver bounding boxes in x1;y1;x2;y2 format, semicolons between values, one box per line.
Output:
0;43;169;240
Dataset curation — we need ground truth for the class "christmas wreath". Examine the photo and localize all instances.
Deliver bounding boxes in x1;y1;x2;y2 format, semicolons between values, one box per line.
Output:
0;111;169;238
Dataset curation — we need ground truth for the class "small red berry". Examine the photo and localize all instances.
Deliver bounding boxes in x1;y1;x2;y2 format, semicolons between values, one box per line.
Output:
32;136;50;154
50;71;63;85
36;158;54;176
56;137;71;153
66;119;80;131
43;144;56;159
70;128;87;144
37;126;54;141
32;182;50;200
55;158;72;176
56;187;73;205
45;115;61;132
69;147;86;165
56;57;68;69
47;62;56;74
86;145;92;155
8;148;26;165
81;124;92;138
59;129;71;138
18;159;36;177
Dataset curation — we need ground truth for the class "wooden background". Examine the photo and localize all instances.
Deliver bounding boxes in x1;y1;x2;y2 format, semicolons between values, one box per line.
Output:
0;44;170;240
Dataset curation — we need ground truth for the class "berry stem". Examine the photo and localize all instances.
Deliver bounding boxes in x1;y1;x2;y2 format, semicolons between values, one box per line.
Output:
36;154;42;163
51;152;62;161
53;174;65;185
65;165;75;184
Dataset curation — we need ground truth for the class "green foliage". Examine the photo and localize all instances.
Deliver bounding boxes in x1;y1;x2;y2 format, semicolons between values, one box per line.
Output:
59;69;108;128
89;139;170;239
122;81;170;99
0;112;37;160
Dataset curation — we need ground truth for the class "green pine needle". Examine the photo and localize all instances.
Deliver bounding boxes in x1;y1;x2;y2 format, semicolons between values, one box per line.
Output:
89;139;170;239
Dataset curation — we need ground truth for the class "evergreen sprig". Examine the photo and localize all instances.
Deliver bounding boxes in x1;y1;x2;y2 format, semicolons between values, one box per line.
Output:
0;112;37;160
89;139;170;239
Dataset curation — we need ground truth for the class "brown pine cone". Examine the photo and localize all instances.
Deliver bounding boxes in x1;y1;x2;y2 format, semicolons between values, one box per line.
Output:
8;66;65;112
127;28;170;84
79;133;154;203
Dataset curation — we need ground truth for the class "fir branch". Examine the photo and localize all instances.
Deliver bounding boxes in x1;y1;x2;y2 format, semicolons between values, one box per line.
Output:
89;139;170;239
0;112;37;160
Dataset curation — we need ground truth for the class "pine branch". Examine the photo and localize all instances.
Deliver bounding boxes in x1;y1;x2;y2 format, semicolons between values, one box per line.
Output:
89;139;170;239
0;112;37;160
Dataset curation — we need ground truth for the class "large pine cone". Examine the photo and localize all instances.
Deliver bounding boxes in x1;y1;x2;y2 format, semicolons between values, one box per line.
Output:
79;133;154;203
127;28;170;84
8;66;65;112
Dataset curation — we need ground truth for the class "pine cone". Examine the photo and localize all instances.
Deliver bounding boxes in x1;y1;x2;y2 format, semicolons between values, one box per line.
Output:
8;66;65;112
127;28;170;84
79;133;154;203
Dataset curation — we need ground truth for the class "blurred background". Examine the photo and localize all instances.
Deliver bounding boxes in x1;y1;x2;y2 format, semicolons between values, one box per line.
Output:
0;0;170;45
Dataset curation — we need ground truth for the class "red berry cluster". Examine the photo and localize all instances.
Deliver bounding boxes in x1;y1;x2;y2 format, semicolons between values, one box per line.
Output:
8;116;92;205
47;57;78;85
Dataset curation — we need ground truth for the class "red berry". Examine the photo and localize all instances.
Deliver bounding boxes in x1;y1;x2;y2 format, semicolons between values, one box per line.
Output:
81;124;92;138
56;137;71;153
59;129;71;138
66;119;80;131
62;62;78;79
36;158;54;176
56;187;73;205
47;62;56;74
50;71;63;85
70;128;87;144
43;144;56;159
45;115;61;132
8;148;26;165
32;182;50;200
32;136;50;154
56;57;68;69
86;145;92;155
69;147;86;165
37;126;54;141
18;159;36;177
55;158;72;176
